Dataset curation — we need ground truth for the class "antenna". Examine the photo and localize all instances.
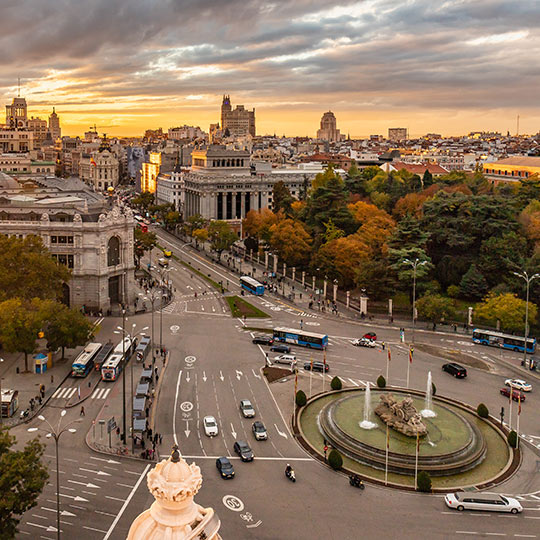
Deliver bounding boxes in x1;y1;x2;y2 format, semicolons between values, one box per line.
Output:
517;114;520;137
17;77;20;97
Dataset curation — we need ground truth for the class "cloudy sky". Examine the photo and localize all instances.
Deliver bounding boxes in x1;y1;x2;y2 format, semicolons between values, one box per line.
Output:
1;0;539;137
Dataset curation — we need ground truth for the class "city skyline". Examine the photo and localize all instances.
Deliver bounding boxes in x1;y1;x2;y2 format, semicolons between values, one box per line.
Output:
1;0;539;137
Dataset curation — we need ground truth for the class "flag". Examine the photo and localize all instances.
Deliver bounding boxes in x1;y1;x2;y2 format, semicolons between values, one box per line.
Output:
90;157;97;167
323;350;327;367
408;347;413;364
388;348;391;362
518;393;521;416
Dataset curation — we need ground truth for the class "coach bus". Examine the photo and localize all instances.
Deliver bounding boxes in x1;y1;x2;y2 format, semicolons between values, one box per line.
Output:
71;342;102;377
240;276;265;296
472;328;536;354
273;327;328;350
101;337;137;382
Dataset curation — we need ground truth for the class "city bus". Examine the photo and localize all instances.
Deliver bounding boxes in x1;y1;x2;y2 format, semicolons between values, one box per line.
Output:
240;276;265;296
273;327;328;350
134;215;148;233
101;337;137;382
71;342;102;377
472;328;536;354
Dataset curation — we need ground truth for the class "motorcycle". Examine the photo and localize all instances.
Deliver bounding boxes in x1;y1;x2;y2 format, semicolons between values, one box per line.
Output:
285;468;296;482
349;475;364;489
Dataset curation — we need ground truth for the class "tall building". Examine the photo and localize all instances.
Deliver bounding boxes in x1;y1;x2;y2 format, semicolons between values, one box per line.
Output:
220;95;255;138
49;107;61;140
27;117;49;146
388;128;408;141
140;152;161;193
5;97;27;128
316;111;341;142
79;138;120;191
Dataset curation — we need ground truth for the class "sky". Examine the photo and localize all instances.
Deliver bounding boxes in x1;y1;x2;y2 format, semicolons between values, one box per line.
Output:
1;0;539;138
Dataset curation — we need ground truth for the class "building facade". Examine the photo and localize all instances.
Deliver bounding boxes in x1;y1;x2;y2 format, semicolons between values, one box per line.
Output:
155;170;183;209
221;95;256;137
140;152;161;193
388;128;408;141
79;141;120;192
27;117;49;146
49;108;61;140
316;111;341;142
483;157;540;182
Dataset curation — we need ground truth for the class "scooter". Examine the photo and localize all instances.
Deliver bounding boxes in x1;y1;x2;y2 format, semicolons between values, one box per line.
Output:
285;469;296;482
349;475;365;489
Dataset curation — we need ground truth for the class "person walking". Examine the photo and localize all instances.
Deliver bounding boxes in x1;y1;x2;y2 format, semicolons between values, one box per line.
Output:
80;406;85;416
159;433;163;445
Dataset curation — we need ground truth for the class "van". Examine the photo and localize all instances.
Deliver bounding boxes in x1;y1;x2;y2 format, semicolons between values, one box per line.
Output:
273;354;297;367
158;257;169;267
445;492;522;514
442;363;467;378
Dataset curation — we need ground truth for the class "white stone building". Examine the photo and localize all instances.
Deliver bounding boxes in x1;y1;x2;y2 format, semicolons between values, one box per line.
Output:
79;139;120;192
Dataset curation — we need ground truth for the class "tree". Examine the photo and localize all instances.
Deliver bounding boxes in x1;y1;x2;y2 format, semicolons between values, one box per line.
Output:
0;298;45;372
376;375;386;388
0;428;48;538
295;390;307;407
330;376;342;390
416;294;455;323
242;209;278;245
164;210;181;230
208;220;237;260
312;164;343;190
131;191;154;213
459;264;488;300
269;219;312;267
328;449;343;470
477;403;489;418
42;303;94;360
0;235;71;302
422;169;433;188
272;181;294;216
417;471;432;492
134;228;157;266
475;292;537;333
183;214;207;236
192;228;209;248
507;430;518;448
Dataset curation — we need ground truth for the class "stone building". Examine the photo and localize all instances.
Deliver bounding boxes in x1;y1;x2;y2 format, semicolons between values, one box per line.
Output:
316;111;341;142
27;117;49;146
79;138;120;191
221;95;255;138
388;128;408;141
48;108;61;140
0;174;136;311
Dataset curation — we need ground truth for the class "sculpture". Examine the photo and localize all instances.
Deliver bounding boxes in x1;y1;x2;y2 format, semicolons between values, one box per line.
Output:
374;394;427;437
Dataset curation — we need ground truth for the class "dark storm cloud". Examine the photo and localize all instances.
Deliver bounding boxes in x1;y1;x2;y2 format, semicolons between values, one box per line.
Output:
1;0;539;113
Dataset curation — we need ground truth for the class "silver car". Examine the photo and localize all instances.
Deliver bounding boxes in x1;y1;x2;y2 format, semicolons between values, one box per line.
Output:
445;492;522;514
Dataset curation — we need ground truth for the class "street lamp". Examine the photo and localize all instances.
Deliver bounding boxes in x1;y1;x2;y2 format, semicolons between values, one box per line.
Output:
115;324;148;453
0;357;4;426
28;410;79;540
156;266;171;353
141;288;160;384
512;270;540;366
403;258;428;343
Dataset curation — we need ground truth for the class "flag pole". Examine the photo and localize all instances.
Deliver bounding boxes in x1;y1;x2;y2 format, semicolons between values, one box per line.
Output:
309;355;313;398
322;349;326;393
414;431;419;490
293;368;298;412
407;346;413;389
517;394;521;450
385;423;389;486
386;347;390;383
508;389;513;431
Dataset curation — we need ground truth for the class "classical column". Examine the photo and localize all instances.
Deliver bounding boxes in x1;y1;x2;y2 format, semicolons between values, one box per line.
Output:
282;262;286;277
273;254;278;274
292;267;296;283
302;271;305;287
240;191;246;218
312;275;316;291
346;290;350;308
265;251;269;269
323;278;328;298
232;192;237;219
333;280;338;302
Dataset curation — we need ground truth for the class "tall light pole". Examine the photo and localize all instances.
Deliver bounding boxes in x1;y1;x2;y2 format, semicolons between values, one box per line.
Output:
141;289;160;384
28;411;79;540
0;357;4;426
512;270;540;366
121;309;126;443
404;258;428;343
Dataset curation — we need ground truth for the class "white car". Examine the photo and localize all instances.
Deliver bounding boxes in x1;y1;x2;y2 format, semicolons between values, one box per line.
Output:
203;416;219;437
273;354;297;367
351;338;376;348
445;492;522;514
504;378;532;392
240;399;255;418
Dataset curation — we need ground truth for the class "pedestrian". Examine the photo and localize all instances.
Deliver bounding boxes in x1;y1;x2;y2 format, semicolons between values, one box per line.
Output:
51;374;54;384
159;433;163;445
382;342;385;350
80;406;85;416
300;319;303;330
146;407;150;417
141;438;146;449
148;427;153;440
116;426;120;437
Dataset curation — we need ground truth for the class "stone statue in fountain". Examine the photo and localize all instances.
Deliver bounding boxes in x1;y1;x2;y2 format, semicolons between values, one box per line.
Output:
374;394;428;437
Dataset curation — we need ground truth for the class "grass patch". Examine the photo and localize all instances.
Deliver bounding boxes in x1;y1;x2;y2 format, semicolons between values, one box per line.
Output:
244;326;273;333
225;296;269;318
263;366;293;383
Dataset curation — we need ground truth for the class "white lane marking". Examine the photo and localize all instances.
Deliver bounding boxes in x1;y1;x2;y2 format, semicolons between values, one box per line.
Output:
102;464;151;540
83;526;108;533
275;424;288;439
101;388;111;399
167;455;312;461
52;387;63;398
91;388;100;399
347;378;360;386
172;370;183;447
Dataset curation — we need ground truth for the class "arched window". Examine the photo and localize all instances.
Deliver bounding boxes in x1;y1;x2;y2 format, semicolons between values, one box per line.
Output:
107;236;121;266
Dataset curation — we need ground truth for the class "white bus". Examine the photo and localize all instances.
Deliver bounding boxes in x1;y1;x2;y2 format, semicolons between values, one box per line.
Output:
101;337;136;382
71;342;102;377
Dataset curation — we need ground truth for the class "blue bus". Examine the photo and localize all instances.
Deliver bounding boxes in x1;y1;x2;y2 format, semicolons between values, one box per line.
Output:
71;342;102;377
240;276;265;296
472;328;536;354
273;327;328;350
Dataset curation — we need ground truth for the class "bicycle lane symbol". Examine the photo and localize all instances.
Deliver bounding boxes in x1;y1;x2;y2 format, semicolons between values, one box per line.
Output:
222;495;263;529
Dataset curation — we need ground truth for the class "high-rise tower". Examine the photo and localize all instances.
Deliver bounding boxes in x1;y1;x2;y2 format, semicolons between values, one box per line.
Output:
221;95;231;130
6;97;28;128
49;107;61;140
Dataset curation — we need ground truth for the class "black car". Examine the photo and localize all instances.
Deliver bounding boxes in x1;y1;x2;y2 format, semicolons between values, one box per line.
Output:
252;335;274;345
304;361;329;373
270;344;291;353
252;421;268;440
216;457;235;478
233;440;254;462
442;363;467;378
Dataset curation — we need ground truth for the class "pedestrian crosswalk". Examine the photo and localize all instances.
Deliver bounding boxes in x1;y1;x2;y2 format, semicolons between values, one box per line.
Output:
51;386;111;400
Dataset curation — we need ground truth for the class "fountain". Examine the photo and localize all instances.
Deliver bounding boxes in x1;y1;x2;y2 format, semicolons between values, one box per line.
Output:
421;371;437;418
359;385;377;430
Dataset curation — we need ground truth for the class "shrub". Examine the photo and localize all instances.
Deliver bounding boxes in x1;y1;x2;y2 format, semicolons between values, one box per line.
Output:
328;449;343;470
330;376;342;391
376;375;386;388
477;403;489;418
295;390;307;407
507;430;518;448
431;382;436;396
417;470;432;492
447;285;460;298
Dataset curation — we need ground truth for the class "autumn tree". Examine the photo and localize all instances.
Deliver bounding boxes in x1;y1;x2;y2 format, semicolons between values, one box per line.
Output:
134;228;157;266
208;220;237;260
416;294;455;323
183;214;207;236
475;293;537;333
242;209;279;246
192;228;209;248
269;219;312;267
272;181;294;216
164;210;182;230
312;164;343;190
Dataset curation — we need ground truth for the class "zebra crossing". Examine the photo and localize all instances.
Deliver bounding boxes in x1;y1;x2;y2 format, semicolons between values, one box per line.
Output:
51;386;111;400
298;370;373;387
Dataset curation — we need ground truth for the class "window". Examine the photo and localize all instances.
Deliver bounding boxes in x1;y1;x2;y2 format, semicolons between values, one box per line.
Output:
107;236;121;266
51;236;57;243
52;254;74;268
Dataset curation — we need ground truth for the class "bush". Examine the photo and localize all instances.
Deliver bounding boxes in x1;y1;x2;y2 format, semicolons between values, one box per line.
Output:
376;375;386;388
431;382;436;396
447;285;460;298
477;403;489;418
295;390;307;407
328;449;343;470
507;430;518;448
330;376;342;391
417;470;432;492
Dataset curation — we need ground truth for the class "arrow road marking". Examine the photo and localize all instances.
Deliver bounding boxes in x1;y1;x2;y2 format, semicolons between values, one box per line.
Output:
26;522;59;532
231;423;237;439
79;468;111;476
274;424;288;439
236;370;243;380
247;520;263;529
68;480;100;489
90;456;120;465
186;372;191;383
219;371;225;382
252;369;261;379
59;493;89;502
184;420;191;438
202;371;207;382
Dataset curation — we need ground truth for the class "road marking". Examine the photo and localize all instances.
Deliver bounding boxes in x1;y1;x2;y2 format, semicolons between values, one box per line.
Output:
456;533;479;536
26;522;58;532
247;520;263;528
117;483;134;489
84;526;108;533
223;495;244;512
231;423;237;438
173;370;183;447
95;510;116;517
347;378;360;386
252;369;261;379
103;464;151;540
89;456;120;465
514;535;536;538
236;370;243;380
274;424;288;439
485;534;506;537
91;388;101;399
167;454;312;461
184;420;191;438
105;495;125;502
79;468;110;476
219;370;225;382
67;480;100;488
65;387;77;399
202;371;207;382
101;388;111;399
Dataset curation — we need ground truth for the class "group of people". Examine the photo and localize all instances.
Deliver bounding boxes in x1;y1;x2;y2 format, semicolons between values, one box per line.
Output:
140;428;163;460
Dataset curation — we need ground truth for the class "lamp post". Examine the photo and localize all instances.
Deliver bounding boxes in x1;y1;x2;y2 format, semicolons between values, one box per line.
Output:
0;357;4;425
114;324;148;453
121;309;126;442
141;289;160;384
157;267;170;354
28;411;79;540
404;258;428;343
512;270;540;366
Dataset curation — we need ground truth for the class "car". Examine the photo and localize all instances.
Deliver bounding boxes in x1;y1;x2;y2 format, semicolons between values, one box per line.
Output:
304;361;329;373
351;338;376;348
216;457;235;479
270;344;291;353
444;492;522;514
252;421;268;440
442;363;467;378
163;249;172;257
239;399;255;418
157;257;169;267
233;440;254;462
203;415;219;437
252;335;274;345
273;354;297;367
504;378;532;392
363;332;377;341
500;387;526;402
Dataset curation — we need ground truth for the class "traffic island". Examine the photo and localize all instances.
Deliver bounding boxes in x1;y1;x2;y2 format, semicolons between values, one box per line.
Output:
225;296;269;318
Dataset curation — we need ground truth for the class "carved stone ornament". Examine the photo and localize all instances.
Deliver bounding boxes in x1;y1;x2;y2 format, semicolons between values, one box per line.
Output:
147;457;203;503
40;212;49;222
111;205;121;219
98;213;107;222
73;213;82;222
374;394;428;437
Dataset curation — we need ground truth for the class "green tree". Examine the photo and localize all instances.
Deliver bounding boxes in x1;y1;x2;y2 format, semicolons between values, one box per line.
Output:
164;210;182;230
475;293;537;333
330;376;342;391
0;235;71;302
272;181;294;216
295;390;307;407
422;169;433;188
459;264;489;300
416;294;455;323
328;449;343;470
131;191;155;213
0;428;48;538
376;375;386;388
477;403;489;418
192;228;209;248
208;220;237;260
134;228;157;266
183;214;207;236
417;471;432;492
507;430;518;448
